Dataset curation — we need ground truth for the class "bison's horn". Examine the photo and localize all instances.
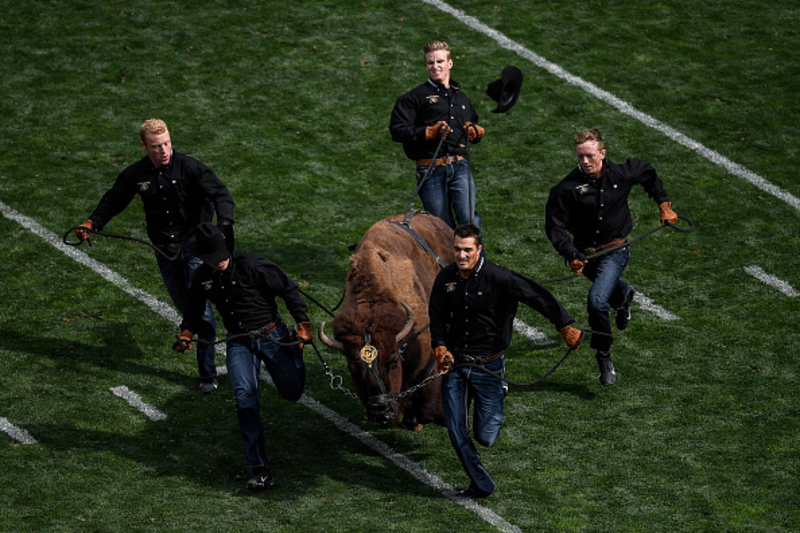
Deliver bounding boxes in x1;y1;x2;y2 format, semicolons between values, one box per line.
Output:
396;302;415;342
318;321;344;353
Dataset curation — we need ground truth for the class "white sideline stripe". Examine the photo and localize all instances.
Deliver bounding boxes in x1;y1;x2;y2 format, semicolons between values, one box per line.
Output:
0;417;37;444
2;199;514;532
422;0;800;212
259;373;521;533
745;265;799;297
633;292;679;321
110;386;168;421
0;200;179;323
513;318;554;345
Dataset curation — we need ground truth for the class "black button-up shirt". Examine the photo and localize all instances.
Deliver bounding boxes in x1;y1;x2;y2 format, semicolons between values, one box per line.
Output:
389;78;480;161
181;250;309;335
545;158;670;261
429;258;574;357
88;151;235;246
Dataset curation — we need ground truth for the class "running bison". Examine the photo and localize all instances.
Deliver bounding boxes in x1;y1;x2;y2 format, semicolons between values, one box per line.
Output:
318;211;452;430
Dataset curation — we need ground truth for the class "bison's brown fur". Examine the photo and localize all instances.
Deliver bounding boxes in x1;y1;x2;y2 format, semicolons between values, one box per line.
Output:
320;212;453;430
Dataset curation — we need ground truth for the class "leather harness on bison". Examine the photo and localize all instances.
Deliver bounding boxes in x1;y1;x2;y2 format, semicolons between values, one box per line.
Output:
318;211;453;430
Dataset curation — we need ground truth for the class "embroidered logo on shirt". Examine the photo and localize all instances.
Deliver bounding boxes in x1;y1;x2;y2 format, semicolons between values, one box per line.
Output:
575;183;589;194
202;280;213;291
445;282;457;293
426;95;440;104
138;181;152;192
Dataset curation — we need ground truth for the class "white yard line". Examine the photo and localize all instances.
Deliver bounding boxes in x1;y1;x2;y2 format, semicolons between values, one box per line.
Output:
745;265;799;297
422;0;800;212
0;417;37;444
515;286;682;341
634;292;679;321
110;386;168;422
513;318;555;345
261;372;521;532
302;392;521;532
0;202;178;322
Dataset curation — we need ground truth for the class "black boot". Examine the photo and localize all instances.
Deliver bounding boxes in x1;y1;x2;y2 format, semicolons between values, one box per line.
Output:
596;351;616;386
247;467;273;490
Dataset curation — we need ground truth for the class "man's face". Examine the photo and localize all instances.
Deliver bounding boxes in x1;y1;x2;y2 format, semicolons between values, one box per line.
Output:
141;131;172;168
425;50;452;85
576;140;606;178
453;235;481;275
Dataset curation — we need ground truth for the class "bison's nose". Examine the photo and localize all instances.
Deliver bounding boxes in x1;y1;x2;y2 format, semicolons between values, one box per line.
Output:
367;401;398;425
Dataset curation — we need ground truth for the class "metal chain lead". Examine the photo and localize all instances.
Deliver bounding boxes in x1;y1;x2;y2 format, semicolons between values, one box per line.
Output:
395;370;445;399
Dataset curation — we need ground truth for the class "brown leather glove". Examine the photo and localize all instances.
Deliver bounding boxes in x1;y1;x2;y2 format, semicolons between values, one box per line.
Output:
425;120;451;140
570;259;586;275
559;325;583;350
433;345;454;375
75;219;94;242
172;330;194;353
659;201;678;225
296;322;312;349
464;122;485;141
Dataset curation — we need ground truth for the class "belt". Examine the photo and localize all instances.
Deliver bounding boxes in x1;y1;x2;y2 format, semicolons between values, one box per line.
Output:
457;351;503;365
585;237;626;256
416;155;465;167
251;318;282;338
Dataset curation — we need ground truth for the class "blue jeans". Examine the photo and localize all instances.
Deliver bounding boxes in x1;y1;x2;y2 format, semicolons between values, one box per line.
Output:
155;249;217;381
416;159;481;229
582;247;631;353
226;322;305;469
442;356;505;495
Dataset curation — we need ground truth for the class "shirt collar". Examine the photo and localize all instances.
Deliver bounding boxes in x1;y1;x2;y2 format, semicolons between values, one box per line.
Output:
426;78;460;92
459;256;484;279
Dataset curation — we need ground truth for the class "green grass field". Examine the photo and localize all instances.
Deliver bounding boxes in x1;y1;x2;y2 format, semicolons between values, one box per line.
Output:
1;0;798;531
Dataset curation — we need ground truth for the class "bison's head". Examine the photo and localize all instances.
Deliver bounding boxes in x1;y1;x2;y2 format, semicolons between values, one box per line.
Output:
318;301;415;426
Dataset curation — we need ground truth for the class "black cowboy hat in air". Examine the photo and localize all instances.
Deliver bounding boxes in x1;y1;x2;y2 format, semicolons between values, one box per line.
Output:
486;66;523;113
182;222;230;265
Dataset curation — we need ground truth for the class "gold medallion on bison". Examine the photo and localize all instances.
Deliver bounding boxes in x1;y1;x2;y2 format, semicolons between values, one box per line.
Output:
359;343;379;368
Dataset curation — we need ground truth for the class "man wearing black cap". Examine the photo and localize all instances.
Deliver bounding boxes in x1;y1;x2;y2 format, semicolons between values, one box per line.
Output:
390;41;484;229
173;222;313;490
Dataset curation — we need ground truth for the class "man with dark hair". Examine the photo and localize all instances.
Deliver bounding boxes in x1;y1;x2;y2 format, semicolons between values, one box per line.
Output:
75;119;235;394
173;222;313;490
428;224;582;498
545;128;678;386
390;41;484;229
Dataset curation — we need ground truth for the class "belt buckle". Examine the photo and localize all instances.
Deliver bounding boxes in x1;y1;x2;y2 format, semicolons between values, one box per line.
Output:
252;322;274;339
585;247;598;255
